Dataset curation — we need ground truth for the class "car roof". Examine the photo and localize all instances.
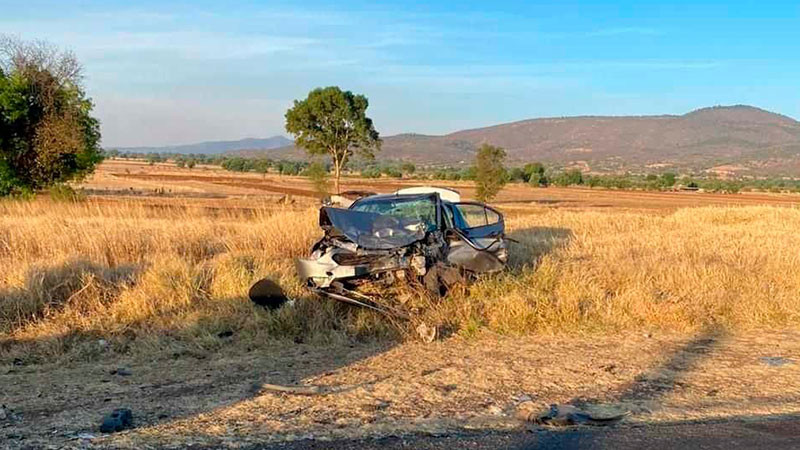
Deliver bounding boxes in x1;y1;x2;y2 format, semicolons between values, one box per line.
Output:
394;186;461;202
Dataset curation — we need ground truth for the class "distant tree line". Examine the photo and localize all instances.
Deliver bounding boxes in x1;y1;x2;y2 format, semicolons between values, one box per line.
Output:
109;149;800;195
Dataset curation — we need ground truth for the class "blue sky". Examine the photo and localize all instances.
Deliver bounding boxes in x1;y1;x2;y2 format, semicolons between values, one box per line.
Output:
2;1;799;147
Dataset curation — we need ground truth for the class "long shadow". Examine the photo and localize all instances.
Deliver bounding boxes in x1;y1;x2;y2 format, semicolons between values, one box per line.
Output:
617;327;724;405
570;326;726;415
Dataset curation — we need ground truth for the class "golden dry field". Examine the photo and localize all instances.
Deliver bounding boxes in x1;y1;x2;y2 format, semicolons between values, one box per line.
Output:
2;161;800;447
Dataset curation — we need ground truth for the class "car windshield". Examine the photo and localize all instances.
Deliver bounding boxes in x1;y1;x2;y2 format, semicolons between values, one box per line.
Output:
351;196;438;231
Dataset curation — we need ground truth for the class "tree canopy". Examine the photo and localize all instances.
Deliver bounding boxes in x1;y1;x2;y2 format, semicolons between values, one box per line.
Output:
474;144;507;202
0;36;102;196
285;86;380;193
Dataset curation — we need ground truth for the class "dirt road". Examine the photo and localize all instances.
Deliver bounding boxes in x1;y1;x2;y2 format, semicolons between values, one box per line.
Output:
3;330;799;448
268;417;800;449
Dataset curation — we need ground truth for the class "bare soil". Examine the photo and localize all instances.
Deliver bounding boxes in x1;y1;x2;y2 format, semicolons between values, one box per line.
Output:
3;330;799;448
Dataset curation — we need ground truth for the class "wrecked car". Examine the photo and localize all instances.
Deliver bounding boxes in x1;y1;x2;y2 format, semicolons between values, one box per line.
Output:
293;187;508;317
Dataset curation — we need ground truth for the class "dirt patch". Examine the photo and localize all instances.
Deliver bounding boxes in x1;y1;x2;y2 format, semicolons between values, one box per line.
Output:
3;330;800;447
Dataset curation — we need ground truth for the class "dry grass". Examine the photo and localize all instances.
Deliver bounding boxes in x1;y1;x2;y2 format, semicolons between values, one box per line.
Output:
2;199;800;364
427;205;800;335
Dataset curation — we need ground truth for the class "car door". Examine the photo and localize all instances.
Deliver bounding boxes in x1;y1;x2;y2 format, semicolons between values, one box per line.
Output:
445;202;508;272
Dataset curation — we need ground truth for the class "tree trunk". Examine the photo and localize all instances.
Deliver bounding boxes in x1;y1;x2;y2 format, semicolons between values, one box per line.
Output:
333;161;341;194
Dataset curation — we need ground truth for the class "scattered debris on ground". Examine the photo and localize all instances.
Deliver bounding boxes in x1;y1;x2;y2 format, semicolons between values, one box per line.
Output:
100;408;133;433
760;356;794;367
416;323;437;343
517;403;627;427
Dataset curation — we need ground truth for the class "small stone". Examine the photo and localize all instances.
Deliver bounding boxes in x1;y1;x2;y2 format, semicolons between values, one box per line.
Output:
97;339;108;349
643;332;652;338
0;405;8;420
12;358;23;366
761;356;793;367
416;323;437;343
110;368;132;376
100;408;133;433
487;405;504;416
601;364;617;374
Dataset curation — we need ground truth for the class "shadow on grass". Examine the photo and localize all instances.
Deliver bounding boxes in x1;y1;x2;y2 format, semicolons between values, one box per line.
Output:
0;259;400;444
0;259;139;335
506;226;573;272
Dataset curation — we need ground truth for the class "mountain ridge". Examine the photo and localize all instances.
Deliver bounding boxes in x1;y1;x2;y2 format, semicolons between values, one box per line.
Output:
116;136;293;155
237;105;800;175
122;105;800;175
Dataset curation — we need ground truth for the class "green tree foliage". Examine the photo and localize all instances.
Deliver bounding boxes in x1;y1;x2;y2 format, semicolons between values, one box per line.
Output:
145;154;164;165
221;157;252;172
252;158;271;175
474;144;507;202
400;162;416;176
0;37;102;196
553;169;584;187
304;161;330;197
285;86;381;193
381;166;402;178
360;167;381;178
508;167;526;182
521;162;548;186
278;161;301;175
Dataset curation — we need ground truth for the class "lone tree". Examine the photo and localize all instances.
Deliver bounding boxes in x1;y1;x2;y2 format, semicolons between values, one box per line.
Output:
285;87;380;193
0;36;102;196
474;143;507;202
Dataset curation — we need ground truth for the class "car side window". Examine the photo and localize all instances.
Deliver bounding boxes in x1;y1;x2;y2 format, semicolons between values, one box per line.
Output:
454;203;501;228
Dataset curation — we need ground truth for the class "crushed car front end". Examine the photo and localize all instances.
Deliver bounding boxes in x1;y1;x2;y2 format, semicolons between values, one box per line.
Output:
296;193;443;290
294;189;508;316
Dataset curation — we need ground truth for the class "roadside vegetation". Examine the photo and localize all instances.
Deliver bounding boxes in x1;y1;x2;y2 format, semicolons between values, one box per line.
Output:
0;37;102;197
2;199;799;364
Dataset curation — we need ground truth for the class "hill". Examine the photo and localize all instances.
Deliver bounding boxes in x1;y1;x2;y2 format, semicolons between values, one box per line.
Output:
117;136;292;155
237;106;800;175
